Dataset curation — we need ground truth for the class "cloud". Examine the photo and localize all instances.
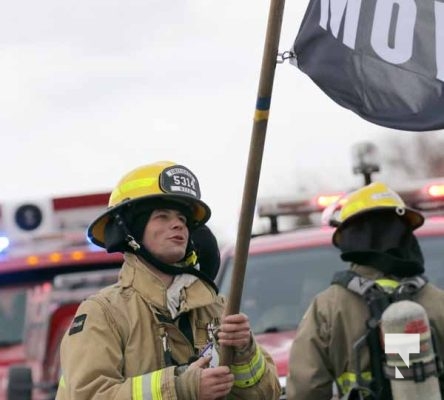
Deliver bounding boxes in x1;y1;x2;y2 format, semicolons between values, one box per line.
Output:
0;0;394;242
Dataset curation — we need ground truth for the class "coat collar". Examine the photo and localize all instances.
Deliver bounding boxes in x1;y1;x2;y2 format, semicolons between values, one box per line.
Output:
350;263;386;280
119;253;219;313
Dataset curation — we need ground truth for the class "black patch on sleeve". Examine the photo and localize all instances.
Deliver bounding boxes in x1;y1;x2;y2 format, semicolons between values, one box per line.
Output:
69;314;87;335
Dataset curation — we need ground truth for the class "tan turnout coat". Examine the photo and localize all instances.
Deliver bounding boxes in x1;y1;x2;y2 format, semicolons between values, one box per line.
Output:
56;253;281;400
286;264;444;400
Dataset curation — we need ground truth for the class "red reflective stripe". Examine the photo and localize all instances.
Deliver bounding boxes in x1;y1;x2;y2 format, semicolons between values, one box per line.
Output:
52;193;110;210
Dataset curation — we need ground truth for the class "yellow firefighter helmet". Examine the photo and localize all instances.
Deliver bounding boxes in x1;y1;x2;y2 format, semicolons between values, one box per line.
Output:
87;161;211;248
332;181;424;246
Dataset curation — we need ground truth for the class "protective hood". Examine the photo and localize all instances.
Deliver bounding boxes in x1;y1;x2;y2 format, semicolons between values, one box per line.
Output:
336;211;424;277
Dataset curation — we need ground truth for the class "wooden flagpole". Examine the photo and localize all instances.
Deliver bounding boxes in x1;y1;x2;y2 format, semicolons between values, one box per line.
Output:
219;0;286;367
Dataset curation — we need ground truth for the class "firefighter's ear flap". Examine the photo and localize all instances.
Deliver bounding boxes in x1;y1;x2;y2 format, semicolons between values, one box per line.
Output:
104;219;128;253
191;225;220;281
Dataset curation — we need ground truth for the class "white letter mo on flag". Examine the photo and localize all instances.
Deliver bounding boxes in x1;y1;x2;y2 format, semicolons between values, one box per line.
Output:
384;333;420;378
319;0;362;49
371;0;417;64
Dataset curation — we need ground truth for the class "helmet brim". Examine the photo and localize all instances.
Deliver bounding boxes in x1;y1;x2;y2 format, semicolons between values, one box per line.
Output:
87;193;211;248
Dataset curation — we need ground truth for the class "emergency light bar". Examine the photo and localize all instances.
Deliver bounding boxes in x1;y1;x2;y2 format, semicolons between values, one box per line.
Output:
256;178;444;235
0;247;122;274
257;192;346;234
25;250;86;267
313;193;346;209
258;192;346;219
0;236;9;253
425;183;444;198
398;180;444;211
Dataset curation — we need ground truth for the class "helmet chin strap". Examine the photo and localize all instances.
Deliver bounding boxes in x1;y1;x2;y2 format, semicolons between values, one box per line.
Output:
134;245;218;293
113;212;218;292
113;213;141;252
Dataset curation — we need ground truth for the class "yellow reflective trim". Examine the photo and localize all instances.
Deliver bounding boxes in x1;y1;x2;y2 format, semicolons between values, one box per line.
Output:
254;109;269;122
231;346;261;374
337;371;372;395
119;177;157;195
375;278;400;290
132;375;143;400
231;347;266;388
338;182;406;223
58;375;66;389
151;370;163;400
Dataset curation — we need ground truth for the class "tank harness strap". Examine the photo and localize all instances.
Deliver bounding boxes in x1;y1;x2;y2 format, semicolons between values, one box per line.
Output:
331;270;378;297
431;324;444;377
383;359;440;382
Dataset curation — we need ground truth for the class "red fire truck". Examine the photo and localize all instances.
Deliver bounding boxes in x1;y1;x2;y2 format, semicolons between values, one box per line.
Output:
0;193;122;400
216;179;444;399
4;179;444;400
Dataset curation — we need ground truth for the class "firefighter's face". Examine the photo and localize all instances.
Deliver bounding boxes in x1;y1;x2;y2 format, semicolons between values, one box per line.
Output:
143;209;189;264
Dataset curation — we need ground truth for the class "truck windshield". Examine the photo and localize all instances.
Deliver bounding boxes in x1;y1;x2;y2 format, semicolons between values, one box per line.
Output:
219;236;444;335
0;287;27;346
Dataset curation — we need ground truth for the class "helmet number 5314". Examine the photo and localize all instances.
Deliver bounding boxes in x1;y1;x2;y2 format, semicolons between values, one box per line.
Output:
173;175;196;190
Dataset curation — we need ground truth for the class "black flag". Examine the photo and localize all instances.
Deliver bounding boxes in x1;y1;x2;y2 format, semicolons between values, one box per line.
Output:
292;0;444;131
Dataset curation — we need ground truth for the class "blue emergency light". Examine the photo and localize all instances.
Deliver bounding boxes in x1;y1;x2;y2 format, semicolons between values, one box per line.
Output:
0;236;10;253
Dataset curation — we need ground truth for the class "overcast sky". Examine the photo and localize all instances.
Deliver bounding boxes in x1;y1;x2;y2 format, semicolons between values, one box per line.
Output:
0;0;429;242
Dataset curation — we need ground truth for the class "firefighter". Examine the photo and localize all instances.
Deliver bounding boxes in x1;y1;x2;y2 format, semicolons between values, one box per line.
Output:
56;161;281;400
286;181;444;400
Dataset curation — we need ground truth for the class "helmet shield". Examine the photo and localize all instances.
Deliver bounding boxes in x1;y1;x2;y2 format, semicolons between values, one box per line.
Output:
159;165;202;199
